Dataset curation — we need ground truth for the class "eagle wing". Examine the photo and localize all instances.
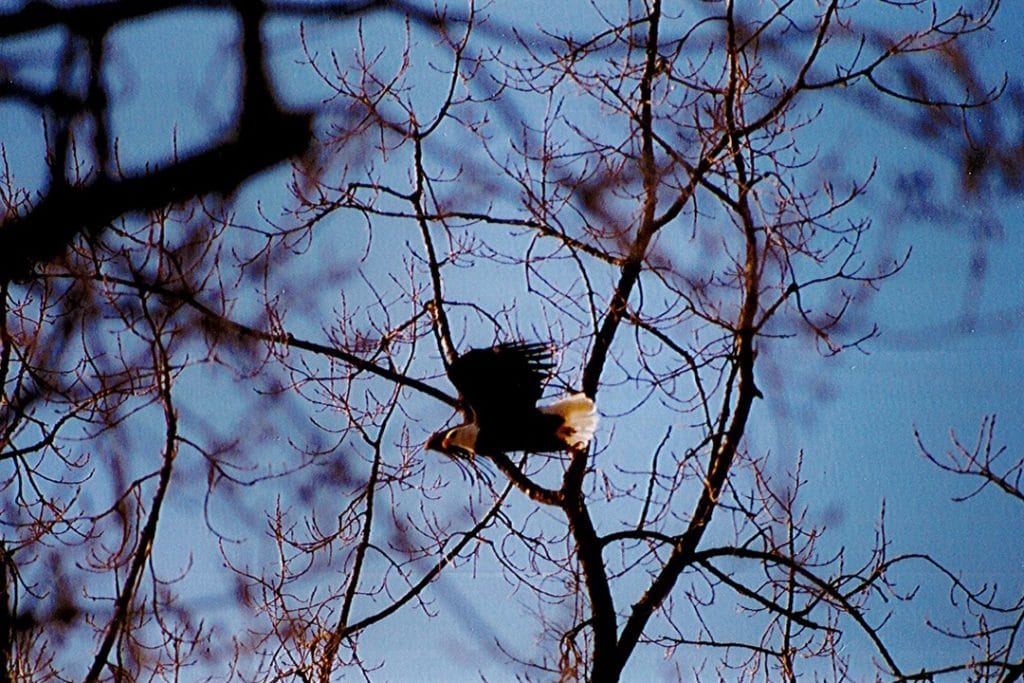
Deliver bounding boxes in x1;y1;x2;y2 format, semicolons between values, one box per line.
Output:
448;342;553;424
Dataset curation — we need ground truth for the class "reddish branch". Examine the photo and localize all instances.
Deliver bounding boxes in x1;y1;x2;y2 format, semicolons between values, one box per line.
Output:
0;0;447;39
0;541;11;683
78;272;458;407
1;0;1015;679
573;2;665;678
576;2;842;678
83;302;179;683
0;1;312;282
333;483;514;640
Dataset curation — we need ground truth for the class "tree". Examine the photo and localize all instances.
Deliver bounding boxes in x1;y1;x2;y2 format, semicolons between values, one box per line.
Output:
912;417;1024;681
1;0;1020;680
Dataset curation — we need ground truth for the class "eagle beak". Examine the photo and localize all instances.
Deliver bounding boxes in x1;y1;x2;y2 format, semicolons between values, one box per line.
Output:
426;432;447;453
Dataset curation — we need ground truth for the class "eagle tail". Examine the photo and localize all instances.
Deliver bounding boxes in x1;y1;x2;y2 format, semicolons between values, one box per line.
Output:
540;393;598;450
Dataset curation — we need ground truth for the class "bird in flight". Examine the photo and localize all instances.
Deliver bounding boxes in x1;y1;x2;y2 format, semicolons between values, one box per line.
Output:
426;342;597;458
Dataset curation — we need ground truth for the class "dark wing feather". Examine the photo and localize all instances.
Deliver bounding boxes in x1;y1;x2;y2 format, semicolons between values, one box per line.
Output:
448;342;553;423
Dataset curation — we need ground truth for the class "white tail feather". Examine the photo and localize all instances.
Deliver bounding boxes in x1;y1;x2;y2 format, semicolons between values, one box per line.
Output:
539;393;598;450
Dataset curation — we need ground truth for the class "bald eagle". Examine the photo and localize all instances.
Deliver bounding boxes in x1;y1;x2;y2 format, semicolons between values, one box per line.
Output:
426;342;598;457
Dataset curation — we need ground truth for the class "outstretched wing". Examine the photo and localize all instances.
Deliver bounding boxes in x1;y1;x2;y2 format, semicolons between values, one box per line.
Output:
448;342;553;423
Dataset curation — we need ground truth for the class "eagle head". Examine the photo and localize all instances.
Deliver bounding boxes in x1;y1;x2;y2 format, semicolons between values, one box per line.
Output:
426;423;479;458
425;430;449;453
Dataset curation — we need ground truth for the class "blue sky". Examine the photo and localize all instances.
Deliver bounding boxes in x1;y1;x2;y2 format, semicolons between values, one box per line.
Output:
1;0;1023;679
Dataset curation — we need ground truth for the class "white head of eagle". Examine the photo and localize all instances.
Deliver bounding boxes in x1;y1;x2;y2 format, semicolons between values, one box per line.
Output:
426;342;598;457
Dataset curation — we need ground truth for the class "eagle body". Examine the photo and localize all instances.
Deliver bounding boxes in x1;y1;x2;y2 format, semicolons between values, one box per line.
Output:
427;343;597;458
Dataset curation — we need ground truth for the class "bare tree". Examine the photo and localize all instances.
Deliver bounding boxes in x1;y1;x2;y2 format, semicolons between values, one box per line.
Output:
0;0;1019;680
907;417;1024;682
